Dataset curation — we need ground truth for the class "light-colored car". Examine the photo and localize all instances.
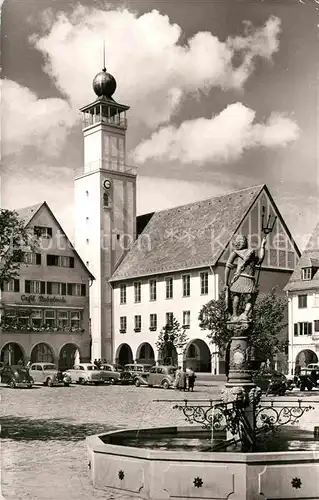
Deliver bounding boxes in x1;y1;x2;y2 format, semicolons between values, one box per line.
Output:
146;365;177;389
29;363;71;387
65;363;106;385
99;364;121;384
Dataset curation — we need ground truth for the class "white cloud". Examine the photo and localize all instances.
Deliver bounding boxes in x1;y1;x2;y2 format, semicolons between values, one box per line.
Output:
133;102;300;164
31;7;282;130
1;79;76;157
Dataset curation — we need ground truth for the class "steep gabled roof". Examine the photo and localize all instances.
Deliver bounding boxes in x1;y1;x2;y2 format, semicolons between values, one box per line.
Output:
15;203;44;226
15;201;95;281
284;222;319;292
110;184;265;282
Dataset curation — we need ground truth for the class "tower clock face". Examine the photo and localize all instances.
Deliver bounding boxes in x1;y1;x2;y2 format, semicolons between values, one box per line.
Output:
103;179;112;190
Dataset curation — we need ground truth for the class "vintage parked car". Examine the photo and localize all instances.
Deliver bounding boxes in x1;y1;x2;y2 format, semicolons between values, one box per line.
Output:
253;370;291;396
99;364;122;384
0;365;33;388
65;363;106;385
122;363;153;386
144;365;177;389
29;363;71;387
296;367;319;391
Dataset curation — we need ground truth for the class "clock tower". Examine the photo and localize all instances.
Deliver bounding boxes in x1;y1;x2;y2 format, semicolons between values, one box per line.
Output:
74;66;136;362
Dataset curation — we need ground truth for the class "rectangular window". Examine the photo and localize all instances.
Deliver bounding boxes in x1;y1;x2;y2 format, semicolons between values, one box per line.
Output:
314;294;319;307
61;283;67;296
44;310;56;328
165;277;173;299
31;310;43;328
120;316;127;333
301;268;312;280
298;295;307;308
120;284;127;304
81;284;86;297
166;312;174;328
182;274;191;297
47;254;60;266
134;315;142;331
18;309;29;327
294;322;313;336
134;282;141;303
70;311;81;330
25;252;41;265
67;283;74;296
60;256;74;268
47;282;60;295
75;284;82;296
26;280;42;294
58;311;69;329
314;320;319;332
34;226;52;238
150;314;157;331
200;272;209;295
149;279;157;301
183;310;191;328
7;279;20;292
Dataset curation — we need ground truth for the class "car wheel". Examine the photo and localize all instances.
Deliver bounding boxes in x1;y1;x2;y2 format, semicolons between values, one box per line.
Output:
300;383;306;391
79;378;86;385
64;382;70;387
109;378;115;385
135;379;141;387
148;384;153;388
162;380;169;389
307;383;313;391
47;378;53;387
10;380;16;389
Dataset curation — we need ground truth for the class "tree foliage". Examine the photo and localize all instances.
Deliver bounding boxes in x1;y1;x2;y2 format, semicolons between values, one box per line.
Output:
155;316;189;359
0;209;35;287
198;290;287;365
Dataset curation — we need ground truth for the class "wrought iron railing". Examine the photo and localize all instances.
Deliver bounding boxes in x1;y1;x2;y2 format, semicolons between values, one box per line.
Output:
153;398;315;452
74;157;137;178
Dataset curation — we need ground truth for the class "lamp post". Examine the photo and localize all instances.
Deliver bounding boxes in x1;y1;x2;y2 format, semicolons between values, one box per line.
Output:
8;344;12;365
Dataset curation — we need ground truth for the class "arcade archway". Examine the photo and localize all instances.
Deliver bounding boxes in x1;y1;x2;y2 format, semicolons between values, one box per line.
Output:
1;342;25;365
116;343;133;366
184;339;211;372
30;343;55;364
58;344;81;371
295;349;318;375
136;343;155;366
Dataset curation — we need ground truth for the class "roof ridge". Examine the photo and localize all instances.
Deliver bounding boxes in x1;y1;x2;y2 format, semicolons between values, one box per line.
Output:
152;184;264;216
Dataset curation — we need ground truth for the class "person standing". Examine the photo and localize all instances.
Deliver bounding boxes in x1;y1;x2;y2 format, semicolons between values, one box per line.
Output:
187;367;196;392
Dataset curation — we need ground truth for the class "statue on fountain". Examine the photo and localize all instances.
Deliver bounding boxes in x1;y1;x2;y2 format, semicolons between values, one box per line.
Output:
224;234;267;323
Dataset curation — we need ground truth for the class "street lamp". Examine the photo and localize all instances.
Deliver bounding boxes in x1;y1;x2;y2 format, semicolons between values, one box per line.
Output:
8;344;12;365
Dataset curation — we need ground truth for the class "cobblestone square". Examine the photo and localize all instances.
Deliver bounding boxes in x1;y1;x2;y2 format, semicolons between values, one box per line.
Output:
1;383;222;500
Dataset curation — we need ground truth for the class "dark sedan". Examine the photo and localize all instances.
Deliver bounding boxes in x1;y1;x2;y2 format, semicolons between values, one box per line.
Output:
0;365;33;388
253;370;290;396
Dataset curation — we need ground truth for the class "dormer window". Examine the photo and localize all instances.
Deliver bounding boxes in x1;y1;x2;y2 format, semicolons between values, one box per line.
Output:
301;267;312;280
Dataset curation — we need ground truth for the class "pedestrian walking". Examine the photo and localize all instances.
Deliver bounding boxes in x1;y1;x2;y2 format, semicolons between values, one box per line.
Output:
176;367;186;391
187;367;196;392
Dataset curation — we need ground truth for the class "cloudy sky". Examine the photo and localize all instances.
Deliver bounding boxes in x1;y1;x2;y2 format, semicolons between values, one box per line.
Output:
1;0;318;250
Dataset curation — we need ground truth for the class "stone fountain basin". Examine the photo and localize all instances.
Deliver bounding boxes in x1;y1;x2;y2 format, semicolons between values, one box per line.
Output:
87;425;319;500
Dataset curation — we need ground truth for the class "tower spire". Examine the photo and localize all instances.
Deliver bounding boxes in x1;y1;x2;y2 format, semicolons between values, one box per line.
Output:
102;40;106;72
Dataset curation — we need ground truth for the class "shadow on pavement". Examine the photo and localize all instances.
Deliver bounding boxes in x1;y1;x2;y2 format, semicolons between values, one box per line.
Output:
0;415;116;442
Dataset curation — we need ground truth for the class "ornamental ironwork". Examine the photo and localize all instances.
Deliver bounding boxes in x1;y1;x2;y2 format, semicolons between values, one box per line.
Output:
193;477;203;488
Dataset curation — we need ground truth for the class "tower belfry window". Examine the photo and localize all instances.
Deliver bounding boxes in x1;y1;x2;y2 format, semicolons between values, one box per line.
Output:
103;192;110;207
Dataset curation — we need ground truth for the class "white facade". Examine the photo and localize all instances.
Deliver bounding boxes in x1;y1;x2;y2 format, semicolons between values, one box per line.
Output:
74;96;136;362
113;268;220;373
288;291;319;374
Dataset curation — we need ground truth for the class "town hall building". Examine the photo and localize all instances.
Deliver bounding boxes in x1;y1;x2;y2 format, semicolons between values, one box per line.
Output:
73;64;301;373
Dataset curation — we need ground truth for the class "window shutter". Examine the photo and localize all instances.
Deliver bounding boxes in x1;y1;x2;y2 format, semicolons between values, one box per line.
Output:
69;257;74;268
294;323;298;336
61;283;67;296
47;282;52;295
81;284;86;296
309;322;313;335
67;283;73;295
14;279;20;292
25;280;30;293
47;227;53;237
40;281;46;294
36;253;42;265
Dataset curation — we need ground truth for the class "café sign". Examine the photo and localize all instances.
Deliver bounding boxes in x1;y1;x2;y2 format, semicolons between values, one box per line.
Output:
21;294;67;304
